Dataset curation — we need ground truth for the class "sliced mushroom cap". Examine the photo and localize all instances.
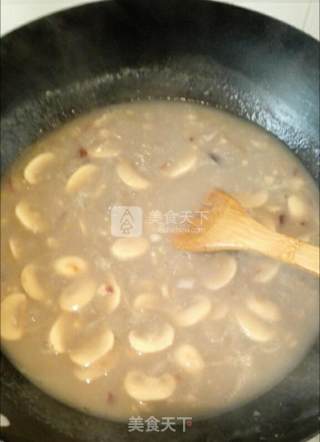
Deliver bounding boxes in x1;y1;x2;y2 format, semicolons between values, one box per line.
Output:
124;371;176;401
8;237;22;260
15;200;47;233
133;294;159;312
24;152;55;184
173;344;205;373
21;264;46;301
70;326;114;367
53;256;88;278
0;414;10;428
246;295;281;323
287;195;308;220
49;313;79;354
129;322;175;354
161;149;197;178
203;254;237;291
110;237;149;261
237;190;269;209
74;348;119;383
46;237;60;249
89;144;120;159
174;295;211;327
116;161;150;190
95;273;121;314
66;164;98;193
1;293;27;341
235;308;275;342
253;260;280;283
59;278;96;312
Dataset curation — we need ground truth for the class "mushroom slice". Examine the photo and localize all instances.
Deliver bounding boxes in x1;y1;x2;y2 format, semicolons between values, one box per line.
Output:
236;190;269;209
161;150;197;178
8;237;22;260
173;344;204;373
24;152;55;184
246;295;281;323
53;256;88;278
235;308;275;342
1;293;27;341
254;260;280;283
70;326;114;367
49;313;79;354
124;371;176;402
116;161;150;190
21;264;46;301
59;277;96;312
0;414;10;428
133;294;159;312
96;273;121;314
287;195;308;220
66;164;98;193
15;200;47;233
174;295;211;327
74;349;119;383
203;254;237;291
110;237;149;261
90;144;120;159
129;322;175;354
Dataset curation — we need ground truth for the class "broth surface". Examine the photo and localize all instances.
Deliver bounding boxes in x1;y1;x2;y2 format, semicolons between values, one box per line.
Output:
1;101;319;421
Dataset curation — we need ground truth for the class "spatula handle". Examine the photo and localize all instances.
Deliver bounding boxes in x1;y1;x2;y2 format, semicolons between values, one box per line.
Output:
243;220;320;275
289;241;319;275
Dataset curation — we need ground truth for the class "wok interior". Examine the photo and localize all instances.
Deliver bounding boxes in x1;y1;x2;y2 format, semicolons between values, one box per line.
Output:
0;1;319;441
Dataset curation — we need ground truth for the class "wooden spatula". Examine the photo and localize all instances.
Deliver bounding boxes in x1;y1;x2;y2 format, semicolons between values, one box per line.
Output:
172;190;319;276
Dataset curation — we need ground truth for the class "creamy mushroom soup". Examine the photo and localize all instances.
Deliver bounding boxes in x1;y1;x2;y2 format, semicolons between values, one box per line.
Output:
1;101;319;421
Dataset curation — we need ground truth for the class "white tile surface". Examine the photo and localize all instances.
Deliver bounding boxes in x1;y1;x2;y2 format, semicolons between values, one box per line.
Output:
0;0;97;35
304;0;320;38
214;0;318;37
234;1;311;31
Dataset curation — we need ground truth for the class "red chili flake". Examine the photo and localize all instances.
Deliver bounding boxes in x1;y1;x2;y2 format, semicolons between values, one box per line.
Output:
79;148;88;158
106;392;115;404
186;419;193;428
105;285;114;294
279;214;286;225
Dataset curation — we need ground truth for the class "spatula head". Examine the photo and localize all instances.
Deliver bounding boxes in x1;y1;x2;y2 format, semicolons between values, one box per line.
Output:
172;190;248;252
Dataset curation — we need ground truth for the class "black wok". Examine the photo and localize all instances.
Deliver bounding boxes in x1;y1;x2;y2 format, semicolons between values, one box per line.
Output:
0;1;319;441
